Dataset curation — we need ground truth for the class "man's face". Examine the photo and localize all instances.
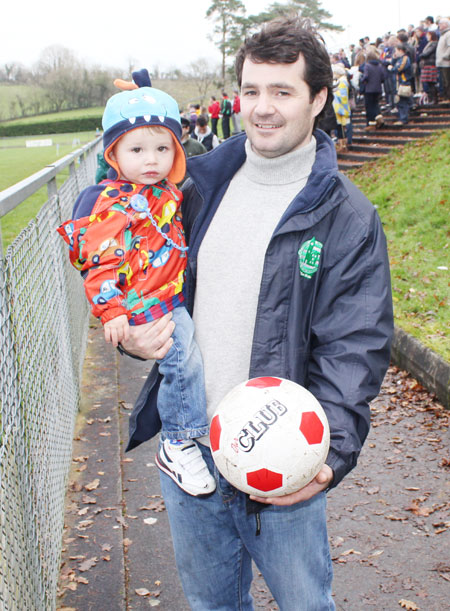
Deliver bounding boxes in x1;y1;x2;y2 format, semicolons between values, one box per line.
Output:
240;56;327;159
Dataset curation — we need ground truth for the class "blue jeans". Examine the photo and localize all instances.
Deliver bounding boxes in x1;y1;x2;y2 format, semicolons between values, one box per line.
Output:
160;443;335;610
397;96;410;124
157;306;209;440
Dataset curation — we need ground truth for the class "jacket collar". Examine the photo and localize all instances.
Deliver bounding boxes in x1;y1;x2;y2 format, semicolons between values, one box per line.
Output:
187;129;338;208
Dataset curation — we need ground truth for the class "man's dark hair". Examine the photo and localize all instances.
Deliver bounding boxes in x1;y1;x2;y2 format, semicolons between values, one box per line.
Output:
397;32;408;43
197;115;208;128
235;17;332;128
426;16;434;23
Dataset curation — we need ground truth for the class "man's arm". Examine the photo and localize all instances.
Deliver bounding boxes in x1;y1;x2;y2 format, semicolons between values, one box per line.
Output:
255;204;393;506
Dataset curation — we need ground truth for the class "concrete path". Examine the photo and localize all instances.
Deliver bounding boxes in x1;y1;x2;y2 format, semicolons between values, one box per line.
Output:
58;321;449;610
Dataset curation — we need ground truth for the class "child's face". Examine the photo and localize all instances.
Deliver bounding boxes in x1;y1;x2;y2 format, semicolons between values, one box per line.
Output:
110;127;176;185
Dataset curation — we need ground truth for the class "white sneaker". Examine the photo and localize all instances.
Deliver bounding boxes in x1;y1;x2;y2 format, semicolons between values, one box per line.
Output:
156;439;216;496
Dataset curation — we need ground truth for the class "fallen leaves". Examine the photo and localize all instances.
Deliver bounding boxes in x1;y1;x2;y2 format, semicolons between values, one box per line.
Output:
78;557;97;572
139;499;165;512
84;479;100;491
399;600;419;610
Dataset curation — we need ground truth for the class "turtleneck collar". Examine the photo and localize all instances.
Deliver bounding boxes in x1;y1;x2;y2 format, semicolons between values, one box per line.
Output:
242;136;317;186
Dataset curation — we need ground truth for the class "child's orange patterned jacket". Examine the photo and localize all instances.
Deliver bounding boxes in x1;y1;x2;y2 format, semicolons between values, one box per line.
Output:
58;179;187;324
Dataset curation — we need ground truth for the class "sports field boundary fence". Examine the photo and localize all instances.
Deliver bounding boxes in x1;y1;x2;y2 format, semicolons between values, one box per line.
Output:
0;135;102;610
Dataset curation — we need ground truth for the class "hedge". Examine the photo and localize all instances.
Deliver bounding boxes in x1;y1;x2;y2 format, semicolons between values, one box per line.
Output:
0;116;103;137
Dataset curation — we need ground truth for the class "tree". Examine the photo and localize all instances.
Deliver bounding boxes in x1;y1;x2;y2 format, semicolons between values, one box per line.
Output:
206;0;246;82
246;0;343;33
186;58;221;106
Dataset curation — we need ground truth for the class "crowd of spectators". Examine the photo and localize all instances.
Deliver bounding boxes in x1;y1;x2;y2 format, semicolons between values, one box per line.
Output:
320;16;450;150
179;14;449;156
324;14;450;147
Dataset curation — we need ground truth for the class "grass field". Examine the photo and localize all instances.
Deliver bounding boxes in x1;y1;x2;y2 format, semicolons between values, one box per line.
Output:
348;130;449;361
0;130;98;246
2;107;103;127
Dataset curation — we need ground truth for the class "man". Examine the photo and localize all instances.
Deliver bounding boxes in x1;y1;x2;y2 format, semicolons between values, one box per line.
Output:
231;89;243;134
436;17;450;100
220;91;232;139
191;114;219;151
424;15;438;33
122;17;393;609
208;95;220;135
180;116;207;158
177;116;206;186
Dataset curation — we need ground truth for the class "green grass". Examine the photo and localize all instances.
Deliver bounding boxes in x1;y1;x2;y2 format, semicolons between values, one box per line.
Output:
2;107;103;127
347;131;449;361
0;131;97;247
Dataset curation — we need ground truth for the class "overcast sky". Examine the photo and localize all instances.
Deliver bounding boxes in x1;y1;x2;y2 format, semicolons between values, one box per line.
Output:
2;0;449;72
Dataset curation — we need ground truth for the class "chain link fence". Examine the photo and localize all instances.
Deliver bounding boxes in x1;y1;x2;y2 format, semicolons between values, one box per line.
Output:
0;137;102;610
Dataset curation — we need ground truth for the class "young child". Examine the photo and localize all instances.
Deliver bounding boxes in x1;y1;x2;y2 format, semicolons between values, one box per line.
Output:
58;69;215;497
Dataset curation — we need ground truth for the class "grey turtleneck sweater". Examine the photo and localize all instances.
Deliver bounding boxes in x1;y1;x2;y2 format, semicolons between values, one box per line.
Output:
193;137;317;441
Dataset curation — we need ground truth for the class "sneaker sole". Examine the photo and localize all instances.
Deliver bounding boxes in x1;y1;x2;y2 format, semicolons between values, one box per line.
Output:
155;451;216;498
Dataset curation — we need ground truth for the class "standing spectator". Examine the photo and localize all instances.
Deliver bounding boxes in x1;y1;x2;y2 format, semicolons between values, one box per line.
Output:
413;26;428;88
178;116;207;186
208;96;220;136
380;35;399;111
338;48;350;68
361;46;384;128
390;44;413;126
332;63;353;150
424;16;438;33
436;18;450;101
220;91;232;139
419;31;439;104
350;51;366;103
231;89;242;134
180;117;207;158
350;43;357;66
191;115;220;151
188;104;198;134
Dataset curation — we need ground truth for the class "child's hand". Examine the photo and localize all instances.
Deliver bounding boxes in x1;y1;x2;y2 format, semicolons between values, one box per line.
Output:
104;315;130;347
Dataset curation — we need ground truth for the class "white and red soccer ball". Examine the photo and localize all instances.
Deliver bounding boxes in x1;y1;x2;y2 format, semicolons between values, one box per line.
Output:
210;376;330;497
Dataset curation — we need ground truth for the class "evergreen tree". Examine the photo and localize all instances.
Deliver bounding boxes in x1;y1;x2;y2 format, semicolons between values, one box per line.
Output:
206;0;246;82
246;0;343;32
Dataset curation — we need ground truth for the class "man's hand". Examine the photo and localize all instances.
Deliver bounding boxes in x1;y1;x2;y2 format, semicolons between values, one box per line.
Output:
104;315;130;348
249;464;334;507
120;312;175;360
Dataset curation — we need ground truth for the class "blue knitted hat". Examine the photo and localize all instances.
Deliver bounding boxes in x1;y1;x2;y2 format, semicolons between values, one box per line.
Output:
102;69;186;183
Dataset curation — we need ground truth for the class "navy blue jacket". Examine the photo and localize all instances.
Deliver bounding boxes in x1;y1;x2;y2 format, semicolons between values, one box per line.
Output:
362;59;385;93
127;130;393;489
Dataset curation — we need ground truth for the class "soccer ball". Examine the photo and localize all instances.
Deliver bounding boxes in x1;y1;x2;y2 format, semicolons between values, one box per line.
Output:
210;376;330;497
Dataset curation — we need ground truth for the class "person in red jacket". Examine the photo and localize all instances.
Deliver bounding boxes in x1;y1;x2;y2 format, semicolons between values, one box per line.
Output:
231;89;243;134
208;95;220;136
